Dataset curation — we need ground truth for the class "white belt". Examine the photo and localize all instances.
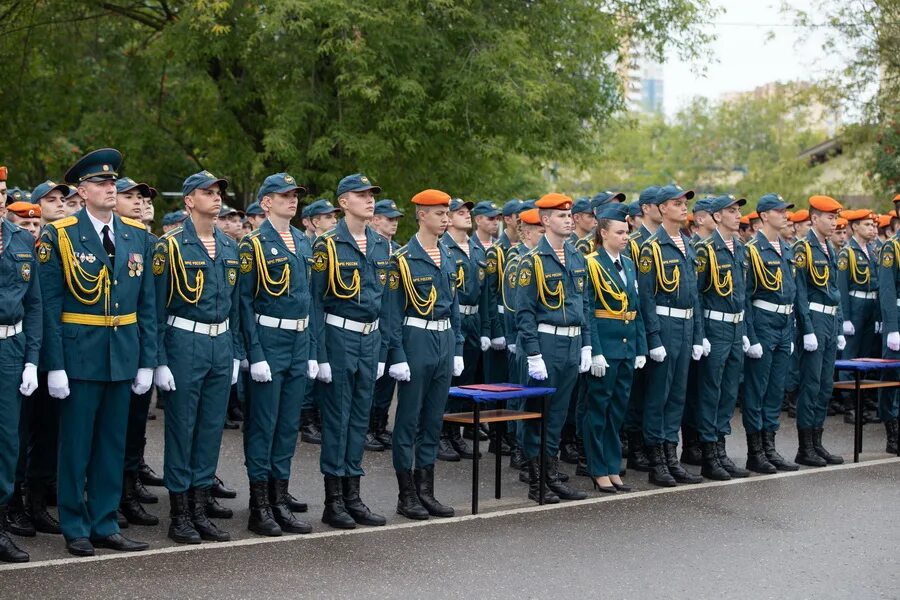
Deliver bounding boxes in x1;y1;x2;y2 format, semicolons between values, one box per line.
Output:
459;304;479;316
325;313;379;335
752;300;793;315
896;299;900;308
703;310;744;324
497;305;505;315
256;314;308;332
809;302;838;316
0;321;23;339
403;317;452;331
655;306;694;320
167;316;229;337
537;323;581;337
849;291;877;300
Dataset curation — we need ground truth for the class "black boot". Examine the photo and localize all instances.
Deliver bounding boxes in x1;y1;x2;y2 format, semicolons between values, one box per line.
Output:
138;459;165;487
119;472;159;526
647;445;676;487
886;420;899;454
438;425;461;462
574;436;590;477
27;481;61;534
268;480;308;514
167;491;200;544
247;480;282;537
0;505;29;563
117;510;129;529
663;442;703;484
716;436;750;477
449;425;478;458
700;441;731;481
627;431;651;472
761;430;799;471
374;408;393;448
812;429;844;465
620;430;630;457
211;475;237;499
342;476;386;526
545;456;587;500
364;412;385;452
414;465;454;517
463;424;489;441
559;424;579;464
745;432;777;474
795;429;826;467
488;424;512;456
395;471;429;520
509;445;527;470
205;495;233;519
134;477;158;504
5;482;34;537
680;427;703;466
527;458;559;504
321;475;356;529
189;487;231;541
300;408;322;444
268;479;312;534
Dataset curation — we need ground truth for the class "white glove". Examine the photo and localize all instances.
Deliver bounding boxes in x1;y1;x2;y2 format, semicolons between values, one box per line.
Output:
250;361;272;383
240;358;250;372
307;360;319;380
453;356;464;377
131;367;153;395
153;366;176;392
590;355;608;378
791;342;795;355
888;331;900;352
649;346;667;362
480;337;491;352
701;338;711;356
579;346;592;374
741;336;751;353
490;337;507;350
19;363;38;397
842;320;855;336
508;343;517;355
47;370;70;399
634;355;646;369
317;362;333;383
527;355;548;381
746;343;763;359
875;322;882;334
389;362;411;382
803;333;818;352
691;345;703;361
836;335;846;351
377;362;385;379
231;359;240;385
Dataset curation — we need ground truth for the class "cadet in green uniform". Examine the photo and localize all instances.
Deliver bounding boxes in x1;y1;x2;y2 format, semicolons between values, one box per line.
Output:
40;148;157;557
238;173;315;537
368;199;404;452
583;204;646;493
793;195;846;467
877;195;900;454
570;198;596;253
387;189;463;519
837;210;880;370
0;194;42;563
694;195;751;480
481;201;510;383
153;170;243;544
309;173;392;530
636;185;706;487
515;193;590;504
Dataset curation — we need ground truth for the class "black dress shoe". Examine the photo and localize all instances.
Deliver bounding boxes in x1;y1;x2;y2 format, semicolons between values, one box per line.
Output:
134;478;158;504
611;481;632;492
205;496;233;519
211;476;237;499
138;461;165;487
284;490;308;514
592;480;617;494
223;419;239;430
91;533;149;552
0;532;29;563
66;537;95;557
437;435;461;462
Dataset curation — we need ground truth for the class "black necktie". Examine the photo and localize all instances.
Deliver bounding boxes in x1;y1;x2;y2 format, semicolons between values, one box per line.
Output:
102;225;115;265
614;258;623;273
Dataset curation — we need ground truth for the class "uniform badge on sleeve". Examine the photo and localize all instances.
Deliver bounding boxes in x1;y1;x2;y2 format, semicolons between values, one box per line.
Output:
227;268;237;286
37;242;51;264
883;251;895;268
518;267;532;287
837;255;849;271
152;252;165;276
20;263;31;282
240;252;253;274
486;257;497;274
638;255;652;274
312;251;328;272
378;269;387;285
388;270;400;290
794;252;807;269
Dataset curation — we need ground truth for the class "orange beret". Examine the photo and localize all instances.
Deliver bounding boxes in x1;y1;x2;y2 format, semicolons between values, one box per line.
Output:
686;213;694;224
788;209;810;223
894;194;900;203
519;208;541;225
535;193;573;210
747;211;759;220
786;210;794;219
808;195;843;213
739;215;750;225
878;214;895;228
835;217;848;229
410;189;450;206
0;166;6;181
840;209;876;222
7;202;41;218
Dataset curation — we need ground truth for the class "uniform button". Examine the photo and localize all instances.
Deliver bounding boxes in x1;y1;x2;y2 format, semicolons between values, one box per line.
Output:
115;303;119;309
623;338;627;343
114;280;118;286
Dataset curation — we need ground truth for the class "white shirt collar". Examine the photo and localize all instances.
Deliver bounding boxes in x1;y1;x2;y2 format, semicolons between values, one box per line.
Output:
604;249;621;262
86;208;114;240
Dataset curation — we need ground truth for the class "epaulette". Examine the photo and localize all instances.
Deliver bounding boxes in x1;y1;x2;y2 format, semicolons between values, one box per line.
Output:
791;238;808;250
120;216;146;230
745;236;759;246
519;247;539;261
50;216;77;229
394;245;409;258
160;226;183;241
7;221;21;233
627;230;641;240
643;232;660;246
586;251;599;259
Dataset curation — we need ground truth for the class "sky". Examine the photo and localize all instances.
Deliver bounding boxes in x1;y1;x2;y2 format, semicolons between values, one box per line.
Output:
662;0;841;116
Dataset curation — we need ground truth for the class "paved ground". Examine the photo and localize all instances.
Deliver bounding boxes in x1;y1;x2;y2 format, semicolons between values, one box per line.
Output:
1;406;897;598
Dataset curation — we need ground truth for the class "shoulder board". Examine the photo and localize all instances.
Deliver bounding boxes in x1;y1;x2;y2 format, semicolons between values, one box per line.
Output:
50;216;77;229
791;238;809;250
645;232;660;244
161;226;183;241
745;237;759;247
321;228;337;239
627;230;641;240
395;245;409;258
7;221;21;233
586;251;598;260
120;216;146;230
246;229;261;239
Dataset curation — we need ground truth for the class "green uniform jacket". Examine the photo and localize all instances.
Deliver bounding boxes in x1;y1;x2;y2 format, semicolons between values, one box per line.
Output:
484;233;510;339
878;233;900;336
501;241;528;341
793;230;843;336
837;236;880;323
695;230;748;337
441;232;490;338
585;249;647;359
744;231;797;346
2;219;41;365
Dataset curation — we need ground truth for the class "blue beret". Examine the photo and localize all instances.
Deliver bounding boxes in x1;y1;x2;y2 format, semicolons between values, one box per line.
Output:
502;199;523;217
571;198;592;215
245;201;264;216
304;199;340;218
449;198;474;213
471;201;501;217
257;172;306;201
638;185;661;206
757;193;794;213
591;190;626;209
64;148;122;185
115;177;151;198
183;170;228;197
336;173;380;197
708;194;747;213
375;199;404;217
653;184;694;205
31;180;70;203
595;203;629;222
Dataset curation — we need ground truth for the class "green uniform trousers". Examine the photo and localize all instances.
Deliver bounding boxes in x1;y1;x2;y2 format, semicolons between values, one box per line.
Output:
392;327;453;471
797;312;838;429
15;374;58;486
0;334;25;504
742;308;793;433
623;368;646;434
522;333;579;459
879;347;900;420
124;388;152;473
643;316;694;446
840;297;878;369
584;359;633;477
446;313;481;413
58;379;130;541
696;320;744;441
163;328;232;493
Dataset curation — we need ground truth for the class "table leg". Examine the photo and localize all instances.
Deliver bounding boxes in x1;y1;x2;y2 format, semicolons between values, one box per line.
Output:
472;403;480;515
494;419;502;500
539;394;547;505
854;372;862;463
